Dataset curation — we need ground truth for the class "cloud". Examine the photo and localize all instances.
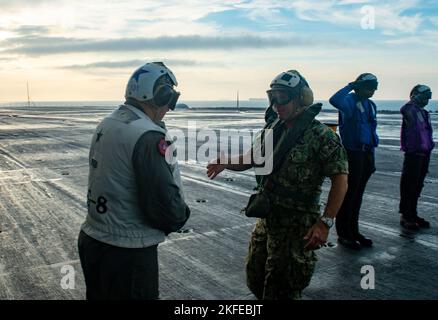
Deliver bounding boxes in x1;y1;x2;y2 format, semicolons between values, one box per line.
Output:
61;59;204;70
338;0;374;4
12;25;51;36
1;34;323;56
310;0;421;33
373;1;423;34
385;29;438;47
429;16;438;26
0;0;240;36
0;0;52;8
237;0;424;34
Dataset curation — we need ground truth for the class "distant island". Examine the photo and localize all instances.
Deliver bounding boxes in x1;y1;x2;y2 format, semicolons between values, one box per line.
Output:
175;103;190;110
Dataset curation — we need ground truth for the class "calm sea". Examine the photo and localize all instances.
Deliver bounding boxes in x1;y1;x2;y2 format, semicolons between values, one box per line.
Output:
1;100;437;113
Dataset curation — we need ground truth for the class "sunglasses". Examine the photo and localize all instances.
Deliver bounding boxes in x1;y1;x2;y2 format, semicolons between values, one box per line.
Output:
153;84;180;110
267;90;294;106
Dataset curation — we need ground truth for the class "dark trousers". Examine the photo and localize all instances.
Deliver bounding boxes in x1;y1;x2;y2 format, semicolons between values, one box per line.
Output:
78;230;159;300
399;153;430;219
336;149;375;239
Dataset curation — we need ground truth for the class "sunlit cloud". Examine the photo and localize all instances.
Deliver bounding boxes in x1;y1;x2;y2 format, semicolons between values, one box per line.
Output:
385;29;438;46
61;59;211;70
0;0;436;101
236;0;423;34
2;34;325;56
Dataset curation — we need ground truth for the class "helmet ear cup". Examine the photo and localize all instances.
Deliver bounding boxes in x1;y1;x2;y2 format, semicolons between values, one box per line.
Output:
300;86;314;106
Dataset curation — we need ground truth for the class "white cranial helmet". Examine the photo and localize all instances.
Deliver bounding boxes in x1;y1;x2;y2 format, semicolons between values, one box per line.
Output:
270;70;304;91
125;62;178;102
268;70;314;106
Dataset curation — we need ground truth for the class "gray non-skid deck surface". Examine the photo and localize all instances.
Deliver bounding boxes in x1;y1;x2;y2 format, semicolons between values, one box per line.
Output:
0;106;437;300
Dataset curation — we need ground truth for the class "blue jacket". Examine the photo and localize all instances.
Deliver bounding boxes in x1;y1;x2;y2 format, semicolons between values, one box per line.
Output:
329;84;379;151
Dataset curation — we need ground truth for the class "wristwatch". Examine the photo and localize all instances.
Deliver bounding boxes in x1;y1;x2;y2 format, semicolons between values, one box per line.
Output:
320;216;334;229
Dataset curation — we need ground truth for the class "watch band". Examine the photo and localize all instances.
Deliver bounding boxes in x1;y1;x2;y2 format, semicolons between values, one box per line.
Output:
320;216;334;229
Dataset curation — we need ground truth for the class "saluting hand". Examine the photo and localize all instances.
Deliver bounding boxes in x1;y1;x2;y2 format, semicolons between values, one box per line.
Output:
303;221;329;251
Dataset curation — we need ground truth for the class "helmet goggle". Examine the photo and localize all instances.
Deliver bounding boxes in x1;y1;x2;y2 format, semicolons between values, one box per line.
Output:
416;85;432;100
357;80;378;91
267;89;295;106
153;84;180;110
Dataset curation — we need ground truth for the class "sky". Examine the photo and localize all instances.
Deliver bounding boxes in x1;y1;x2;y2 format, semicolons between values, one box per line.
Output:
0;0;437;102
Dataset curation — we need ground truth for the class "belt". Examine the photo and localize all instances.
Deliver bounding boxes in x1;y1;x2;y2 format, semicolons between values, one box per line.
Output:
263;179;320;205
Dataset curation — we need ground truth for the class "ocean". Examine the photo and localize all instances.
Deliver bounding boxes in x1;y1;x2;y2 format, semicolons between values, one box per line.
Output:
1;99;438;113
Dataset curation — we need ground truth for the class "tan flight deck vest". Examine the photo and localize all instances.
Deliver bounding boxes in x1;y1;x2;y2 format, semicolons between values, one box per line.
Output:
81;104;183;248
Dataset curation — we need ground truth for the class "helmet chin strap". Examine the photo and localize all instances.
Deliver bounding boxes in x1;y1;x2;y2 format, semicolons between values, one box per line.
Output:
293;104;309;119
284;103;309;123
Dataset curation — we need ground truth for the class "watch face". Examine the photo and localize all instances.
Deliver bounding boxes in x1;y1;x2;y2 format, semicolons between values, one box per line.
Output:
322;217;333;228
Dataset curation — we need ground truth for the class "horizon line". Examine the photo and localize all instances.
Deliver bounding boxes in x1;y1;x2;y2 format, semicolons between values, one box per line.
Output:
1;98;432;104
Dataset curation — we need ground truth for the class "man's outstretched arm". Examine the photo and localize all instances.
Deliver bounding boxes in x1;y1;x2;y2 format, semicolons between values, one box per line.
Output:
206;150;253;179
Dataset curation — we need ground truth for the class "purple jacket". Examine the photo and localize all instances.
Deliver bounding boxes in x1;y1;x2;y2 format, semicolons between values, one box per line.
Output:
400;101;435;154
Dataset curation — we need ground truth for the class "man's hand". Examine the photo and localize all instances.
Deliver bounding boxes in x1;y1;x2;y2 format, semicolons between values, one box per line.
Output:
303;220;329;251
348;81;358;90
206;162;226;179
206;151;226;179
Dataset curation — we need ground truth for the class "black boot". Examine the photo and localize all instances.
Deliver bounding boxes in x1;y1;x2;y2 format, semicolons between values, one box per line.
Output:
415;216;430;228
400;216;420;231
338;237;361;250
355;234;373;247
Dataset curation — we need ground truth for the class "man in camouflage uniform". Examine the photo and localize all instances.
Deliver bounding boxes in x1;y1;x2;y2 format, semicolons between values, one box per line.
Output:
207;70;348;299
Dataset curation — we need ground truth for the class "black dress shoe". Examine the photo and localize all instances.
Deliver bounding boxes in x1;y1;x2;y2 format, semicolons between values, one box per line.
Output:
356;234;373;247
338;237;361;250
415;216;430;228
